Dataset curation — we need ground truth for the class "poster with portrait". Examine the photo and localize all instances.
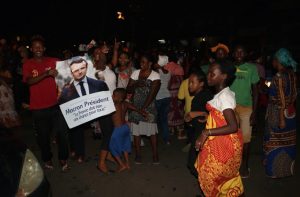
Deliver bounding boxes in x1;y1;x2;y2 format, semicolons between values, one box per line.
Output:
55;55;97;92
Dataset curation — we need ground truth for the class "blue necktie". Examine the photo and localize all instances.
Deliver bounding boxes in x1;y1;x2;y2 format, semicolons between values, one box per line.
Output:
79;81;86;96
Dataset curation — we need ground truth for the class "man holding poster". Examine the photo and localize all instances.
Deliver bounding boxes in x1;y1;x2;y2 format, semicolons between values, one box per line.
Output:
58;58;114;173
23;35;69;171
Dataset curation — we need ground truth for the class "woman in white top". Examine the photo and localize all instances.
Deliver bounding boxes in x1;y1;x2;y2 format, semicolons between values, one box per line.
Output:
127;53;161;164
194;60;244;197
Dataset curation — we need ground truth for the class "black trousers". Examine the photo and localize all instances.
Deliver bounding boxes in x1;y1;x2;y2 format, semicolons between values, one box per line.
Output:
68;124;86;157
32;105;69;162
187;123;206;178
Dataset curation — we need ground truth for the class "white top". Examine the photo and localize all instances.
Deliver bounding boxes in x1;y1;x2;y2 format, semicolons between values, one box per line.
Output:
156;69;171;100
96;66;116;95
207;87;236;112
130;70;160;81
74;76;89;96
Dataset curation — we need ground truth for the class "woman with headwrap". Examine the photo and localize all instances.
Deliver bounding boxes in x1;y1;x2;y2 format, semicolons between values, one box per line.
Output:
263;48;297;178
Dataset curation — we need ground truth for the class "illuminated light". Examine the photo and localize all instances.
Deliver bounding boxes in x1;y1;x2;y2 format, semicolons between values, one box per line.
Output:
117;11;125;20
16;36;20;41
265;81;271;87
26;46;29;49
121;41;125;43
158;39;166;44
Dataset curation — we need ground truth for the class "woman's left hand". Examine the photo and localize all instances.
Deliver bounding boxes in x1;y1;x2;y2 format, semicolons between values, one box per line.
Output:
195;131;208;151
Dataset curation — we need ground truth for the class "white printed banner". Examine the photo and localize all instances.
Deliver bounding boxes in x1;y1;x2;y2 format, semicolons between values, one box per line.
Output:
59;91;115;129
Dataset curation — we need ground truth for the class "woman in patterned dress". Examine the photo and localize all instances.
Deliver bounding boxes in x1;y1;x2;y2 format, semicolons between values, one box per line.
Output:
127;53;161;164
195;60;244;197
164;53;185;138
263;48;297;178
0;64;21;130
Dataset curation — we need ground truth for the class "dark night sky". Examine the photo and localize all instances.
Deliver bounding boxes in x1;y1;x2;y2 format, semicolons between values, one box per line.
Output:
1;0;300;50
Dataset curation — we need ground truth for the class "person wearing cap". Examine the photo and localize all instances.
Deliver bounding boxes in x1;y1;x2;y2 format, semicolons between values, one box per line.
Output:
58;58;114;173
211;43;230;61
201;43;230;75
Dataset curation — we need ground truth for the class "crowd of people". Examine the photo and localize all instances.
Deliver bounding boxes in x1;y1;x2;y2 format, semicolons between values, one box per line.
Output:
0;34;297;196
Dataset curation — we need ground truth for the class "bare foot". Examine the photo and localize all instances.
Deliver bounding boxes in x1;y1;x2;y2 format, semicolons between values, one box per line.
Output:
117;165;127;172
97;163;108;173
125;163;130;170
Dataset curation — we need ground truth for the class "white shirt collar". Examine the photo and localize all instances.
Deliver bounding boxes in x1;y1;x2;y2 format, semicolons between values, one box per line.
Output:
74;76;88;86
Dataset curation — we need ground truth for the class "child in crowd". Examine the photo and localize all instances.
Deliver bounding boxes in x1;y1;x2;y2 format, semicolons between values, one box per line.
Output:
184;68;213;178
109;88;147;172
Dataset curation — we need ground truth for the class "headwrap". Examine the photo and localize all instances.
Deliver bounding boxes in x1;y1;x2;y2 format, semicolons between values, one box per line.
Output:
274;48;297;71
210;43;230;54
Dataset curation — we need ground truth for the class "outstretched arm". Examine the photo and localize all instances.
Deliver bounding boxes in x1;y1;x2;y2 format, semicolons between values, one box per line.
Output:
184;111;208;122
110;38;120;69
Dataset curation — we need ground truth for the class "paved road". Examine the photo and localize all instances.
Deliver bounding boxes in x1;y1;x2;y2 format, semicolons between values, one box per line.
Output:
15;109;299;197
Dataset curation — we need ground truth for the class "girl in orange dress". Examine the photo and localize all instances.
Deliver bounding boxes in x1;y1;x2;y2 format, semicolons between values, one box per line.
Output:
195;60;244;197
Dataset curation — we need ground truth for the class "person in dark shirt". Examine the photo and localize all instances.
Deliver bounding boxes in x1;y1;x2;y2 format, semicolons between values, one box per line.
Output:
184;68;213;178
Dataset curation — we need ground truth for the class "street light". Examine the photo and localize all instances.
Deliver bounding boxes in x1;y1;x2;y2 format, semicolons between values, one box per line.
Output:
117;11;125;20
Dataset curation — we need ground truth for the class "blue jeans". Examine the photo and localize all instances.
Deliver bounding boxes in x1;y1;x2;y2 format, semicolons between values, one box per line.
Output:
155;97;171;143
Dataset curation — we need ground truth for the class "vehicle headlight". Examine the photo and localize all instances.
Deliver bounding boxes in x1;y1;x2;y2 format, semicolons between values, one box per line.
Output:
18;149;44;196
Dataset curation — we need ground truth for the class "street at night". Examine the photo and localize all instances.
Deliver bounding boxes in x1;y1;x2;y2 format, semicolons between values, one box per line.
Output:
12;108;299;197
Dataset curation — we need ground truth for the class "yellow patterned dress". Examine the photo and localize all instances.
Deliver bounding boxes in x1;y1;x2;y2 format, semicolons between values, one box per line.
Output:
195;88;244;197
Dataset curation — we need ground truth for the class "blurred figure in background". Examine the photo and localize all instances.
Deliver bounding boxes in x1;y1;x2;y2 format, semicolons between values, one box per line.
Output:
264;48;297;178
165;52;185;139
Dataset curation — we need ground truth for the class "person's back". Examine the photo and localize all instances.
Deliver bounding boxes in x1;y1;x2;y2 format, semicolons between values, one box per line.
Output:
112;97;127;128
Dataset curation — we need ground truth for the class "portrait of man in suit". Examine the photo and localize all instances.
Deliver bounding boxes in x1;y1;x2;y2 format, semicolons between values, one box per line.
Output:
59;58;114;172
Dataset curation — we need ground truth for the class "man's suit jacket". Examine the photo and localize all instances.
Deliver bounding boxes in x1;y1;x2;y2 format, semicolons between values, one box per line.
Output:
59;77;109;104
